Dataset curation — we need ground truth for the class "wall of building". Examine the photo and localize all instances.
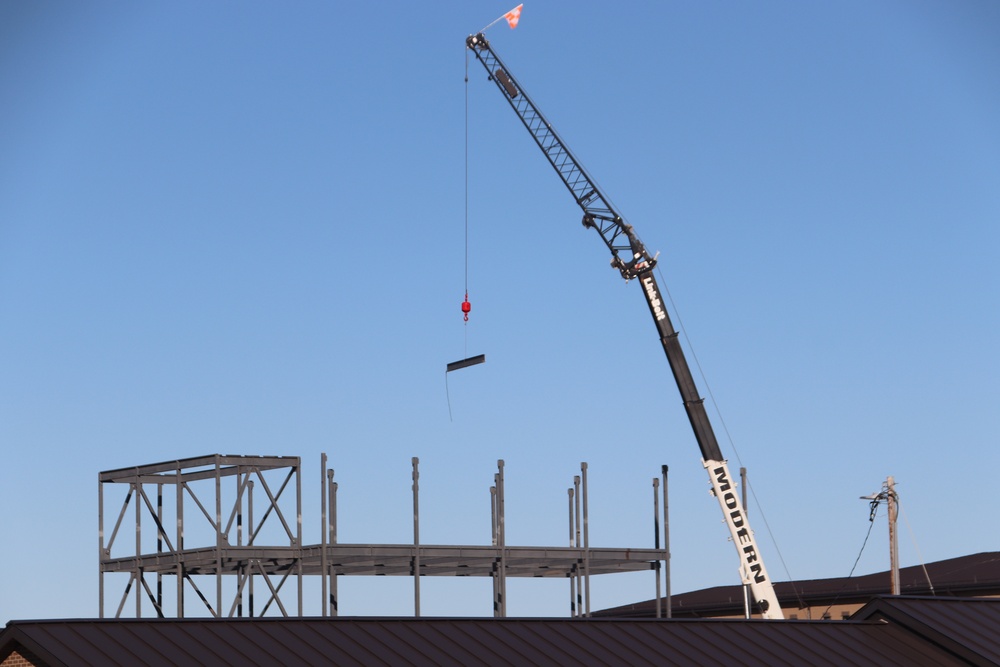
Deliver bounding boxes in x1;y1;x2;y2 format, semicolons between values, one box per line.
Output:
1;648;42;667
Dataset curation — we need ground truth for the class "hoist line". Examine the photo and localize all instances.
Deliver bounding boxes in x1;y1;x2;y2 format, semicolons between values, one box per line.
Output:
464;48;470;358
446;49;472;425
465;51;469;294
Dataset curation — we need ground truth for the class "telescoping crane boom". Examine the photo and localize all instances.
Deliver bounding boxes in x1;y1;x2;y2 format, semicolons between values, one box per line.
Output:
466;32;784;619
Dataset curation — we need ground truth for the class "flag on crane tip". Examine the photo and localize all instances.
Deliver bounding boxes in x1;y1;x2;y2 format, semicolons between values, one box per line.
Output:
504;4;523;29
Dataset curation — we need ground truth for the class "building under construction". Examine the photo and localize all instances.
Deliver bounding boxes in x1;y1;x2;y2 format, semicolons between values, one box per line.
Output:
98;454;670;619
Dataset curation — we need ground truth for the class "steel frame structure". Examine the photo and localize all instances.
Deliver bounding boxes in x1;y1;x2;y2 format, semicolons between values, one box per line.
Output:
99;455;303;619
99;454;670;618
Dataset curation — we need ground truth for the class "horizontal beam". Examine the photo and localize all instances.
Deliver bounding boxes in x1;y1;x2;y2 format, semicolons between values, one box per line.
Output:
100;455;300;483
101;543;662;578
446;354;486;373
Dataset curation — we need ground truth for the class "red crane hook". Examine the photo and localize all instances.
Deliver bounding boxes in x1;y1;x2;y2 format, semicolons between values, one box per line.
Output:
461;292;471;322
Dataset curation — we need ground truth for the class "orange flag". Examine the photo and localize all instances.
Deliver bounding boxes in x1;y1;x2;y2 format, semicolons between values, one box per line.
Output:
504;4;523;29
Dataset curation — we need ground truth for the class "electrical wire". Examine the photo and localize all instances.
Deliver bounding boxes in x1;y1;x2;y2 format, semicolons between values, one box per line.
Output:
819;500;879;620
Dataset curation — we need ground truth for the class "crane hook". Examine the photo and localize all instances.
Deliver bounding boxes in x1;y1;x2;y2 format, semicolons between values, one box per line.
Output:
461;293;472;322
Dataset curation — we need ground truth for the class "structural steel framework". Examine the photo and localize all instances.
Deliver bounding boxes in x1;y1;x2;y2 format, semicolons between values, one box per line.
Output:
99;454;670;619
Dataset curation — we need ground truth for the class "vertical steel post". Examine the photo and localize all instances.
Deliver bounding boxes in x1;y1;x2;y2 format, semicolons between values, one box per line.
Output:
491;482;499;617
490;485;498;547
98;475;105;618
581;462;590;617
573;474;581;618
412;457;421;617
236;471;243;551
663;465;671;619
653;476;661;619
497;459;506;617
296;459;303;616
134;472;141;618
321;453;328;617
176;464;184;618
247;478;254;617
330;471;338;616
157;483;163;615
237;469;244;617
216;458;223;618
490;482;497;614
568;486;576;617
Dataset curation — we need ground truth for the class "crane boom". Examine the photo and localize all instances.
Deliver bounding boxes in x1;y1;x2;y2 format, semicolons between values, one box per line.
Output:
466;32;783;619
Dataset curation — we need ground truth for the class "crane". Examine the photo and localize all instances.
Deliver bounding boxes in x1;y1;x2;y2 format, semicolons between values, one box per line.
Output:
466;32;784;619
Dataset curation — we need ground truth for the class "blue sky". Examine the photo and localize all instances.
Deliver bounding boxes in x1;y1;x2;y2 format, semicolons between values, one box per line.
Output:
1;1;998;622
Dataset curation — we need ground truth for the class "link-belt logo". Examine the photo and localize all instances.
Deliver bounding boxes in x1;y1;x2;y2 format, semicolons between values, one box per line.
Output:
713;466;767;585
641;276;666;322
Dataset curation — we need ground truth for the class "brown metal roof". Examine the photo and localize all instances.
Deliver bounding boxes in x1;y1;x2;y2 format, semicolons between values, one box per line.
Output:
597;551;1000;618
0;616;973;667
854;596;1000;667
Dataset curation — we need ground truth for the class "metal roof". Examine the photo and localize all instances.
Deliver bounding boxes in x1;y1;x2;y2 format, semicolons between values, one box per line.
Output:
0;616;973;667
597;551;1000;618
854;596;1000;667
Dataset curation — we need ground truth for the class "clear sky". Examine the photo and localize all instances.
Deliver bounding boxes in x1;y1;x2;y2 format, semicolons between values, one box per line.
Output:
1;1;998;623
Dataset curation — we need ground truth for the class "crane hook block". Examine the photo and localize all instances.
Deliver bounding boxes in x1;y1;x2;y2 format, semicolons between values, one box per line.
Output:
461;293;472;322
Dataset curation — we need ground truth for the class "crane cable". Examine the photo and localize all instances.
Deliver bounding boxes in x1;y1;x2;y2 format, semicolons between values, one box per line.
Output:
447;49;472;422
463;46;471;339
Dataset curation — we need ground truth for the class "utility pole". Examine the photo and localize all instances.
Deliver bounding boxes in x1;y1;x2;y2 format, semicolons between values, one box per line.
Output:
862;476;900;595
887;476;900;595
